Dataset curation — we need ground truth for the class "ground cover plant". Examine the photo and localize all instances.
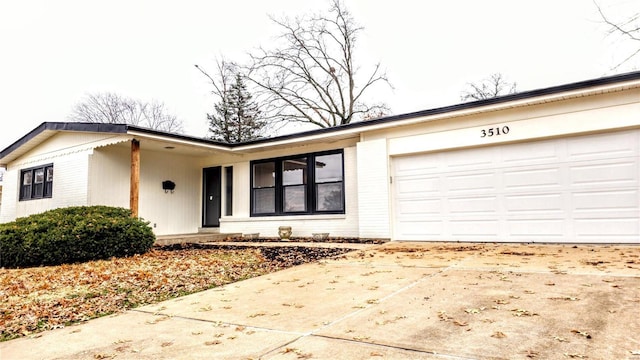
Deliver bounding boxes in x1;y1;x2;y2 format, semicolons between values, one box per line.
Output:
0;244;353;341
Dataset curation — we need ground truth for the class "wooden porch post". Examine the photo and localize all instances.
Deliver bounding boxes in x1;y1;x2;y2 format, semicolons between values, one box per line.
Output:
130;139;140;218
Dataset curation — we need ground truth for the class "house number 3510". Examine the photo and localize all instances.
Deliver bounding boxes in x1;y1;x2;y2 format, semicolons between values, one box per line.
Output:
480;126;510;138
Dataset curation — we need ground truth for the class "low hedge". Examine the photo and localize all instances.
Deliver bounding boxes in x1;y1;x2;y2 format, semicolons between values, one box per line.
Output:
0;206;155;268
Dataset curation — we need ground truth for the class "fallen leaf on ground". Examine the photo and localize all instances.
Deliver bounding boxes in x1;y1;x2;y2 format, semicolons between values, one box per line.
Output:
453;320;468;326
465;307;485;314
94;354;116;359
563;353;587;358
353;335;370;341
438;311;452;321
571;329;592;339
0;245;352;341
491;331;507;338
526;350;539;358
511;309;538;317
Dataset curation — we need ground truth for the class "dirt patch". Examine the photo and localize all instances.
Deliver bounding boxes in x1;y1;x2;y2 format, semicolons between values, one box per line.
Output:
219;237;388;244
499;250;536;256
379;243;487;254
163;242;356;266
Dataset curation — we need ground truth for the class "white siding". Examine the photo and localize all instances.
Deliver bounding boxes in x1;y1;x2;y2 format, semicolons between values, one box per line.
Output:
1;152;91;221
356;139;391;238
89;145;202;235
24;132;128;159
0;132;130;223
230;162;251;218
138;149;201;235
0;170;17;223
88;145;130;208
50;153;90;208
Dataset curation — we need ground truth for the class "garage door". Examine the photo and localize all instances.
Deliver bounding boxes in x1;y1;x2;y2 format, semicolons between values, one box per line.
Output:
392;129;640;243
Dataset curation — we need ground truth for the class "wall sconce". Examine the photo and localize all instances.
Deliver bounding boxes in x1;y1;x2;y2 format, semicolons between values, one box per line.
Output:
162;180;176;193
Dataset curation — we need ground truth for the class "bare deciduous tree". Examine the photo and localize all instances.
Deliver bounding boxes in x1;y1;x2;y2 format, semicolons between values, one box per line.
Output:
247;0;391;128
460;73;518;102
68;92;184;133
594;1;640;70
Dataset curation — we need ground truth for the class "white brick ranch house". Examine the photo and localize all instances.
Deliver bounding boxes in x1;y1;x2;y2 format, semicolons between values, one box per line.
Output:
1;71;640;243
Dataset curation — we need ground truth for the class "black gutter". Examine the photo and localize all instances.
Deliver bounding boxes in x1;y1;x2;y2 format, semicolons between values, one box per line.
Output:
234;70;640;146
0;122;232;160
1;122;126;159
123;124;231;147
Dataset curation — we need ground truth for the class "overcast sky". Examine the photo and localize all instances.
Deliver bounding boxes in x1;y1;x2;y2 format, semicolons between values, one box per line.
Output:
0;0;637;151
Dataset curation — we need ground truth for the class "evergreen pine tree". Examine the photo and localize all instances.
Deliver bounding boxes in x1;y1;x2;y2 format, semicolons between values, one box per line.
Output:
208;74;265;143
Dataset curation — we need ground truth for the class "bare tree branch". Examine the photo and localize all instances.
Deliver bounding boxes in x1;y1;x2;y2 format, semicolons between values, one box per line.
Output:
246;0;391;128
68;92;184;133
594;0;640;70
460;73;518;102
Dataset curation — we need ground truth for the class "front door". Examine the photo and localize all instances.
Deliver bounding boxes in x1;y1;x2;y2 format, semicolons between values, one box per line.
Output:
202;167;221;227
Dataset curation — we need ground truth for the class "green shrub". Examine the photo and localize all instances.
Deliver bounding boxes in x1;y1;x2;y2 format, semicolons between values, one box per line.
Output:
0;206;155;268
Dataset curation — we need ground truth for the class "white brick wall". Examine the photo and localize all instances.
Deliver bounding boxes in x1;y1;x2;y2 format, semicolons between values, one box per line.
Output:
89;145;202;236
138;149;201;235
1;152;91;221
356;139;391;238
0;170;17;223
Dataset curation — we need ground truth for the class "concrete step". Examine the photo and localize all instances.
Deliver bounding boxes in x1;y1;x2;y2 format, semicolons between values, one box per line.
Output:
155;233;242;246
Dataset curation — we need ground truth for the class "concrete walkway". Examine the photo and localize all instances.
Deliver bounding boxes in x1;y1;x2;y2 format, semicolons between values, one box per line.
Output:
2;242;639;359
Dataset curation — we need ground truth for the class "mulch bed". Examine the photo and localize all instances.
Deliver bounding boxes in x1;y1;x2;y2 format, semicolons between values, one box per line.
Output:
220;237;389;244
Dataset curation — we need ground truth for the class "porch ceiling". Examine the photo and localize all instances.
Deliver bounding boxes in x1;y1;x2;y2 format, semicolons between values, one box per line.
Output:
127;131;361;156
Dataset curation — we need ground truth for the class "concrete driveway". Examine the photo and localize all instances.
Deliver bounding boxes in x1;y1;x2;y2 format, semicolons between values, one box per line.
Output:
2;242;639;359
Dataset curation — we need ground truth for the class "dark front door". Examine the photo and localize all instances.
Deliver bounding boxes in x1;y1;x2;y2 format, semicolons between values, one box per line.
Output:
203;167;221;227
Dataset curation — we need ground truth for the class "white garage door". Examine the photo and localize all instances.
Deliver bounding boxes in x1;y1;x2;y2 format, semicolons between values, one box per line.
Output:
392;129;640;243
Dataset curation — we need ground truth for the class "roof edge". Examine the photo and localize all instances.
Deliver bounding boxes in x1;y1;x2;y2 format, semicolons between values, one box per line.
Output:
124;125;231;148
0;122;130;161
233;70;640;146
2;70;640;159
